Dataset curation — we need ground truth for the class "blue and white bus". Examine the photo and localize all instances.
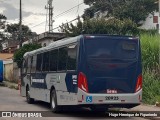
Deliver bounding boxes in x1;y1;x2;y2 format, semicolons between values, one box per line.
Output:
21;35;142;112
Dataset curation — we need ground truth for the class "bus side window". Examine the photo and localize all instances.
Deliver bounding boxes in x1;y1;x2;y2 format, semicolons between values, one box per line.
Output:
36;54;42;72
49;49;58;71
27;56;32;73
67;44;77;70
58;47;68;71
42;52;50;71
22;58;27;74
31;55;37;73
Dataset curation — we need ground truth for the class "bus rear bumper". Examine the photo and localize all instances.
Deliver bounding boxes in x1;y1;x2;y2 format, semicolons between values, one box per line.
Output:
77;88;142;108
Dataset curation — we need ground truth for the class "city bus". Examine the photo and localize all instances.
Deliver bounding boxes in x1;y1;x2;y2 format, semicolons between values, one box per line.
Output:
21;35;142;112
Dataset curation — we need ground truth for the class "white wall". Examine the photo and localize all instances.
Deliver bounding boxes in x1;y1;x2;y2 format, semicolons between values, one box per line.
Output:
141;12;160;33
2;42;8;50
39;38;53;47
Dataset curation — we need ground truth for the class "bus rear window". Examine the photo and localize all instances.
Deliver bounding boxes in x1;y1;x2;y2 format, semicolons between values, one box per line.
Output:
84;38;138;60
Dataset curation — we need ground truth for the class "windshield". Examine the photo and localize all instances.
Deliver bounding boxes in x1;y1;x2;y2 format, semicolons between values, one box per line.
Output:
84;38;138;60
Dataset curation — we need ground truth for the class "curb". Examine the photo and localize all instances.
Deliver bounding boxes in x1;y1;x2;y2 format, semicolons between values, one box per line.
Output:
2;81;19;90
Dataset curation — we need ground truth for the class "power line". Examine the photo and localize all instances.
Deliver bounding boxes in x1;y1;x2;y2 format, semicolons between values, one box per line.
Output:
53;2;83;19
50;16;82;32
31;2;84;29
30;21;46;28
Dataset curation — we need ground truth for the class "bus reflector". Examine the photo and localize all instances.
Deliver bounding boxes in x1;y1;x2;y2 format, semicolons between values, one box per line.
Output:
135;75;142;92
139;95;141;101
82;95;84;101
78;72;89;93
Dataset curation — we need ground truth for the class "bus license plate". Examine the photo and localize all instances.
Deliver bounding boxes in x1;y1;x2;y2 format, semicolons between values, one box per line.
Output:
105;96;119;100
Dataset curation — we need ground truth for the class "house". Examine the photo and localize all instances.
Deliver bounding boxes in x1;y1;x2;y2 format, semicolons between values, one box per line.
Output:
141;12;160;32
94;11;160;33
1;39;19;53
34;32;66;47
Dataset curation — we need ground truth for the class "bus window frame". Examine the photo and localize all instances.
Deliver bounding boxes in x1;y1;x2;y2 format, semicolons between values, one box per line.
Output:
22;58;28;75
42;51;50;72
36;53;43;73
49;48;59;72
28;42;79;73
57;46;68;72
30;55;37;74
66;43;78;72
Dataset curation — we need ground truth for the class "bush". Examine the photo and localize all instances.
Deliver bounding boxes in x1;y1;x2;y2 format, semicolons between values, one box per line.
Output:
141;33;160;105
142;70;160;104
140;33;160;71
14;43;41;68
61;18;139;37
139;29;158;35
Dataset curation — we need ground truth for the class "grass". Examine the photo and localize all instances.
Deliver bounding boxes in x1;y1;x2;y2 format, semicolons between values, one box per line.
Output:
0;81;19;90
142;70;160;104
0;82;5;87
140;33;159;70
140;33;160;105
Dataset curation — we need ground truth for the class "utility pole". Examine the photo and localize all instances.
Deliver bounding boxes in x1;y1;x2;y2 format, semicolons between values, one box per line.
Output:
19;0;23;95
19;0;22;47
45;0;54;33
159;0;160;34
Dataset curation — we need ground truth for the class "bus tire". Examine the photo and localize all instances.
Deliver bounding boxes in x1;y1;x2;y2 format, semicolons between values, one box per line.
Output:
26;86;34;104
50;89;60;113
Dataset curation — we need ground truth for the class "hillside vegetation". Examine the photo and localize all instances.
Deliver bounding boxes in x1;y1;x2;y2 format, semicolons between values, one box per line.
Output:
141;33;160;104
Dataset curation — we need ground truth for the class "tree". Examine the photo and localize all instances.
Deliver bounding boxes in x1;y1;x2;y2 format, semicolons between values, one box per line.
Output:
14;43;41;68
0;14;6;29
5;23;35;40
83;0;158;26
60;17;139;37
0;14;7;40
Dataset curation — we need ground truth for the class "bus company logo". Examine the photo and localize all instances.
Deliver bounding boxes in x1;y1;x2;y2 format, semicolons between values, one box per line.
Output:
107;89;117;94
2;112;11;117
86;96;92;103
31;78;44;84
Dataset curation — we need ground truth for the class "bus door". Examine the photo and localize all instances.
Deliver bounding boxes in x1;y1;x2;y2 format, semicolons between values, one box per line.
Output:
21;57;28;96
58;44;78;93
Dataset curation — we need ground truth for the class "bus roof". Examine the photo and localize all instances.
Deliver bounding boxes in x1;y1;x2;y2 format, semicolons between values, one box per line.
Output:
23;34;139;57
23;35;81;57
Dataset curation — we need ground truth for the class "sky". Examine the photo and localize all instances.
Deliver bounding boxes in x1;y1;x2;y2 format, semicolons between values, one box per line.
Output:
0;0;88;34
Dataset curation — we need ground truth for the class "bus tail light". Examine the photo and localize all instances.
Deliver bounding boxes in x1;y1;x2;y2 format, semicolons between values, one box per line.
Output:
135;75;142;92
78;72;89;93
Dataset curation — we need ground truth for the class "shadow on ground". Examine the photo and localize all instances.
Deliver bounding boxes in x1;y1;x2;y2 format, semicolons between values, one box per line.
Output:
25;100;121;118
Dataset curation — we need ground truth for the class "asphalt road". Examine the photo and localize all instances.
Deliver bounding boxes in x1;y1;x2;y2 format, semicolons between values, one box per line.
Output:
0;86;148;120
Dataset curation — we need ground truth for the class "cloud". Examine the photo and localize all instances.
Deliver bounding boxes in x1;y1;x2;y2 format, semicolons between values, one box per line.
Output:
0;2;32;20
0;0;88;34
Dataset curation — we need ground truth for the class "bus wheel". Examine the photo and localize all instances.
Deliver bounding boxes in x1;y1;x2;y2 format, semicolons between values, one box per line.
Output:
50;89;60;113
26;86;34;104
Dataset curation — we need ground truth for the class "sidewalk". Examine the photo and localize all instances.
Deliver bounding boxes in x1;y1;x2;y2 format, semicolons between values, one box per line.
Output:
121;104;160;119
1;80;19;90
130;104;160;111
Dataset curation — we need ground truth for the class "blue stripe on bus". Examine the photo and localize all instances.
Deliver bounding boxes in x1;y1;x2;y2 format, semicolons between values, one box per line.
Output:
30;73;47;89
